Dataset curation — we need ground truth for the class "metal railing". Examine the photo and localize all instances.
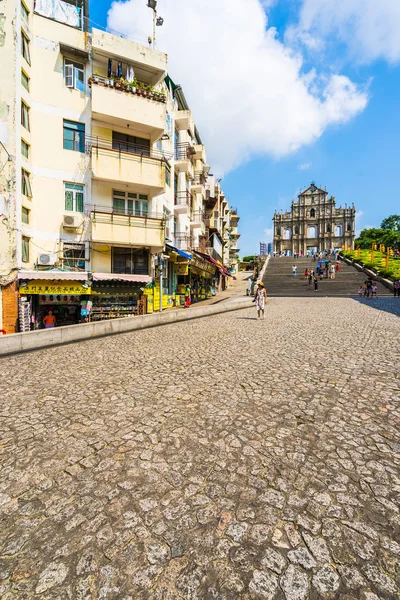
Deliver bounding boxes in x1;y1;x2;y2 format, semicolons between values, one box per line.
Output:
174;232;193;250
191;210;205;222
174;190;191;206
192;171;207;186
86;135;173;163
89;204;164;222
175;142;195;162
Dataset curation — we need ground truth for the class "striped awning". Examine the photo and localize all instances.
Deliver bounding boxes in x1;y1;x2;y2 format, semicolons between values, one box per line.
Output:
18;271;88;281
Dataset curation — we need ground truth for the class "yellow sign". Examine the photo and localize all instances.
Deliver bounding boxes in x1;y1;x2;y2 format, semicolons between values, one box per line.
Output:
19;280;91;295
175;263;189;276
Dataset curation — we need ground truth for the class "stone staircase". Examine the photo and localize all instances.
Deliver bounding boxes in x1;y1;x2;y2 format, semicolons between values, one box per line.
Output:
262;256;389;297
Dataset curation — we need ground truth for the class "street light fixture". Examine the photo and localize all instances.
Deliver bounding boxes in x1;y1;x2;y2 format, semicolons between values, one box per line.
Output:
147;0;164;47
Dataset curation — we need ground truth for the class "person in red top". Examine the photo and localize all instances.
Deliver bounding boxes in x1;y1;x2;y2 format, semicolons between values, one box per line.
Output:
43;310;56;328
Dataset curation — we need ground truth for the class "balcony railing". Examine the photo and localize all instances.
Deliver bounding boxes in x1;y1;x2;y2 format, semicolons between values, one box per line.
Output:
89;75;167;104
174;190;191;207
90;204;164;222
175;142;195;162
174;232;193;250
191;210;205;222
86;135;172;163
193;170;207;186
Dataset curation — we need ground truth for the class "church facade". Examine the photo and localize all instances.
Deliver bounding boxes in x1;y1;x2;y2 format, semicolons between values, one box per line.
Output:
273;184;356;256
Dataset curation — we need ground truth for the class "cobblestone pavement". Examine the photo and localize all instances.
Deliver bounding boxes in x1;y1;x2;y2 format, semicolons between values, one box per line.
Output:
1;297;399;600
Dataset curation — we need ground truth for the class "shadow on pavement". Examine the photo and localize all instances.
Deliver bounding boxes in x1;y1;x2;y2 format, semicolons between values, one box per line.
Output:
351;297;400;318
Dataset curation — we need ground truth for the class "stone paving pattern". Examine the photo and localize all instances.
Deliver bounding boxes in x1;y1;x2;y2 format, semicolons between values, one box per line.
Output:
0;297;399;599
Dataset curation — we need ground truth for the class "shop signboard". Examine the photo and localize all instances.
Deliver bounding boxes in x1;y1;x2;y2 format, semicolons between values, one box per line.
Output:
191;254;216;276
19;280;91;295
175;263;189;276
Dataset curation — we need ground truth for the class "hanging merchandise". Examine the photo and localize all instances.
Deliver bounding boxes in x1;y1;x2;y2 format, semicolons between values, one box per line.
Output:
18;299;31;332
117;62;123;78
108;58;112;77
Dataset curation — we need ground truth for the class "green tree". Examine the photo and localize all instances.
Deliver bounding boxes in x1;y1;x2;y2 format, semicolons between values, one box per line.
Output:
242;255;255;262
355;228;385;249
381;215;400;231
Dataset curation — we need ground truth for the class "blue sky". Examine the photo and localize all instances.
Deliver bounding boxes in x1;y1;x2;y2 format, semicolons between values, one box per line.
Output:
90;0;400;256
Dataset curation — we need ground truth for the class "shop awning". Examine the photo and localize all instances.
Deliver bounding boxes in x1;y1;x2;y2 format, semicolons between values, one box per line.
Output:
194;252;231;277
18;270;88;281
92;273;152;283
166;244;192;261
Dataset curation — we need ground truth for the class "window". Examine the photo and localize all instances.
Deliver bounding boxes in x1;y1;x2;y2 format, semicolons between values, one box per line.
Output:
294;226;299;235
327;225;331;233
64;183;84;212
112;247;149;275
64;59;85;92
112;190;148;216
21;2;29;24
21;101;30;130
21;31;30;64
335;225;343;237
165;165;171;186
347;223;352;232
284;228;291;240
310;208;315;218
112;132;150;156
63;120;85;152
22;206;30;224
276;228;281;236
63;243;85;269
21;169;32;197
21;236;30;262
21;139;29;159
164;207;171;239
21;70;29;91
308;226;317;239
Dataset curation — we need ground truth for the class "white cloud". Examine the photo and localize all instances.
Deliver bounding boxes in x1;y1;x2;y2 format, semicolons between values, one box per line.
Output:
292;0;400;64
298;162;311;170
107;0;368;175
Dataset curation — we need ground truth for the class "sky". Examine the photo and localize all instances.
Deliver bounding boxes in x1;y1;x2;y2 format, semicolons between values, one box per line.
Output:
89;0;400;256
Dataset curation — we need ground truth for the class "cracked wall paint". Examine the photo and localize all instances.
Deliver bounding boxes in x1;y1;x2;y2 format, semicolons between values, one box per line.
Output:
0;14;6;47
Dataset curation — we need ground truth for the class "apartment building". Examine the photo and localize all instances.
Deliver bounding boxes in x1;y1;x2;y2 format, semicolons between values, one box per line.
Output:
0;0;239;331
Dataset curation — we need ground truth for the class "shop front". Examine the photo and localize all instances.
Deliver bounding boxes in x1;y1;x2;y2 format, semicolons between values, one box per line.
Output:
91;273;152;319
189;252;218;303
17;271;91;331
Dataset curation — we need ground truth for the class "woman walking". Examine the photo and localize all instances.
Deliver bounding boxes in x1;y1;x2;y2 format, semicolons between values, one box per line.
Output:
253;281;267;319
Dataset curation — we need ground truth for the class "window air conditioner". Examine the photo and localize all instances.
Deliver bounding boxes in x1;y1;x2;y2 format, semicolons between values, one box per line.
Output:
63;214;80;229
38;253;57;266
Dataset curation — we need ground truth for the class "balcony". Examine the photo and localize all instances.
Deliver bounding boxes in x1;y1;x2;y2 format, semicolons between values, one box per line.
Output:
90;205;165;248
193;144;206;162
91;76;166;141
174;232;192;252
230;209;240;223
88;136;167;194
191;170;207;195
175;110;194;135
91;29;167;87
174;143;195;178
174;190;191;215
190;211;206;234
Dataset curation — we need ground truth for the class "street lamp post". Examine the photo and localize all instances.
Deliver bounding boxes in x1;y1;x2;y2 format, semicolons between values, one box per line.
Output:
147;0;164;47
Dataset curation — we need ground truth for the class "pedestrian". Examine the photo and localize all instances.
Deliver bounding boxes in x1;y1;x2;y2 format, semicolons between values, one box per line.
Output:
362;281;367;296
304;268;309;279
292;264;297;276
313;276;318;291
336;261;340;272
253;281;267;319
366;279;373;298
330;265;335;280
371;283;378;298
43;310;56;329
184;284;191;308
246;276;253;296
358;285;363;297
325;263;329;278
393;280;400;297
